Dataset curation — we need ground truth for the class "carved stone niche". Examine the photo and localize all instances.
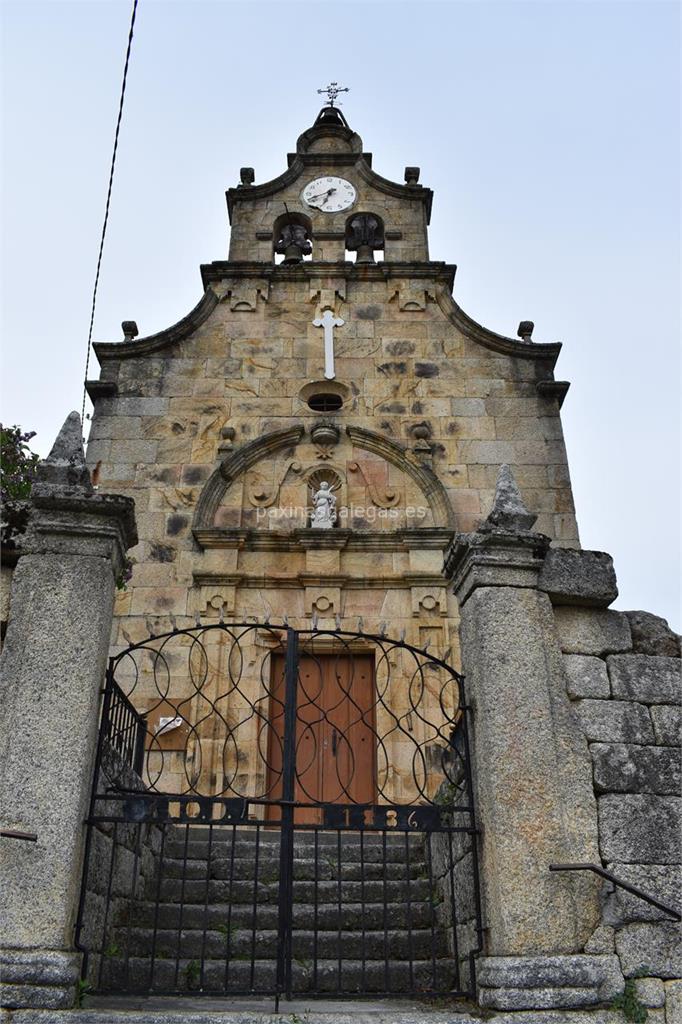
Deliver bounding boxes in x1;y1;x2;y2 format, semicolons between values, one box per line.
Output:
191;424;456;549
345;213;384;264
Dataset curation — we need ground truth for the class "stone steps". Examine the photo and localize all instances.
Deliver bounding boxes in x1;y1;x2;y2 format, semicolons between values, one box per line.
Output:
128;900;436;931
116;927;448;960
92;825;457;999
154;877;434;904
99;956;456;994
164;835;423;863
158;856;429;881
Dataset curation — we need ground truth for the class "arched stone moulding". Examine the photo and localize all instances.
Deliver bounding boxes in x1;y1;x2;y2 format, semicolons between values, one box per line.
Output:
191;422;456;548
344;426;455;528
91;267;562;370
94;289;219;360
192;426;305;532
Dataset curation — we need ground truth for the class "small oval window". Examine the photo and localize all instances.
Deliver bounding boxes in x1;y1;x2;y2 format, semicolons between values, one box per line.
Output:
307;393;343;412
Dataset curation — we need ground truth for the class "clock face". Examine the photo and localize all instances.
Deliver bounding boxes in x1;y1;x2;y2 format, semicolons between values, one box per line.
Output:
301;176;357;213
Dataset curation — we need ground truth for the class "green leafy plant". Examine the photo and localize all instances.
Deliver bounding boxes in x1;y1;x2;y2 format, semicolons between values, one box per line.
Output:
0;424;39;549
184;959;200;988
611;979;648;1023
115;555;135;591
75;978;91;1007
104;942;121;958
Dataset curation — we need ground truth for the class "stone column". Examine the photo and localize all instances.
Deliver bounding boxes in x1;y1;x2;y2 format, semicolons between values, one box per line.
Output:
0;412;137;1010
444;466;622;1010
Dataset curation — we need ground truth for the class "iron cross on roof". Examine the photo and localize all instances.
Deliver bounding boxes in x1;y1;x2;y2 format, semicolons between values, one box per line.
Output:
317;82;349;107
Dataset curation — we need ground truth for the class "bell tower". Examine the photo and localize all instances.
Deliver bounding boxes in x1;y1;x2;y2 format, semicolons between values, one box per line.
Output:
225;101;432;264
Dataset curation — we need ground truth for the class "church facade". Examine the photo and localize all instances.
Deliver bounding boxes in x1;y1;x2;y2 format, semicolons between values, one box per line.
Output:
86;102;576;687
1;98;679;1017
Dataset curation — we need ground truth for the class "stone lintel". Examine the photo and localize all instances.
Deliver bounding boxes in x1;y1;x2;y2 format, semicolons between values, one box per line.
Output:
0;949;80;1010
444;528;550;605
24;489;137;573
476;953;623;1010
539;548;618;608
193;526;452;553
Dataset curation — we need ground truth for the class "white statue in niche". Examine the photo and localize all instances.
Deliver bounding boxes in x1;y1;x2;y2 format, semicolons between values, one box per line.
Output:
310;480;337;529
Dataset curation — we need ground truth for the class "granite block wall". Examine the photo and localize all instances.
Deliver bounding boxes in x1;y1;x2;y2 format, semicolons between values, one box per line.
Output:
556;606;681;1017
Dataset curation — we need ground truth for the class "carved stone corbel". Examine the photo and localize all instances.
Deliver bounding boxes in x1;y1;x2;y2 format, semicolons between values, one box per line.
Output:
220;279;270;311
389;281;436;311
309;277;346;312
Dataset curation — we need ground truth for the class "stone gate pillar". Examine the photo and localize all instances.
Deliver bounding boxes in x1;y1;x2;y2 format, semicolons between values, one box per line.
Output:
0;412;137;1010
444;466;622;1011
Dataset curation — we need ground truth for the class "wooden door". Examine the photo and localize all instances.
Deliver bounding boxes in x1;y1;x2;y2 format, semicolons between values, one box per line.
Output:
266;652;375;823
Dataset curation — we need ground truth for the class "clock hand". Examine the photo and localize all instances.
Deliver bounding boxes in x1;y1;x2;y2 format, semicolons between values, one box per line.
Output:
307;187;337;203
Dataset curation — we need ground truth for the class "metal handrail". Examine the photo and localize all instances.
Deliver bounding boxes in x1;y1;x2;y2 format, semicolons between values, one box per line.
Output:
550;862;681;921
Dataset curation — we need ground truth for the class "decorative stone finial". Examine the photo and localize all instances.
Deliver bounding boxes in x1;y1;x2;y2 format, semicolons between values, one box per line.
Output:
409;421;432;442
517;321;534;342
122;321;138;341
35;411;92;490
240;167;255;186
404;166;420;184
483;464;537;532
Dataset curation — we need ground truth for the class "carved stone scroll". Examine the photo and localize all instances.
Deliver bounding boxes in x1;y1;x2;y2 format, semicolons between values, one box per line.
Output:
348;461;400;508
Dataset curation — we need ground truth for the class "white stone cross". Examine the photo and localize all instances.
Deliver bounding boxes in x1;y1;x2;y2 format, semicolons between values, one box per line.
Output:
312;309;345;380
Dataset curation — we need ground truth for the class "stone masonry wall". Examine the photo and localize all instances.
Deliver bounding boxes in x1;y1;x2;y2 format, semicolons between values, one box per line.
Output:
80;742;163;990
87;272;578;657
555;605;682;1018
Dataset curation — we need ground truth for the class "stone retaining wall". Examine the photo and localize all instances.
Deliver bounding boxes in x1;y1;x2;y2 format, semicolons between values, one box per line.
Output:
554;602;681;1018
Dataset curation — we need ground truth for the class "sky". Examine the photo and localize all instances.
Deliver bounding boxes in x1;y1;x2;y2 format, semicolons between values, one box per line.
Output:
1;0;680;630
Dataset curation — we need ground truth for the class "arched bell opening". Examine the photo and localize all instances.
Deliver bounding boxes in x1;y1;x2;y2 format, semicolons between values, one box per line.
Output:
345;212;385;264
273;211;313;264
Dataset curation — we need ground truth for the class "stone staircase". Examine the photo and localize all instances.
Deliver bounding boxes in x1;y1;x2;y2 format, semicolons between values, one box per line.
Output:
99;825;456;996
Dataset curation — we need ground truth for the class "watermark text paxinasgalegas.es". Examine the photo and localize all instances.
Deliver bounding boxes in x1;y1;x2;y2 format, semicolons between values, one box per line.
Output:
256;504;428;523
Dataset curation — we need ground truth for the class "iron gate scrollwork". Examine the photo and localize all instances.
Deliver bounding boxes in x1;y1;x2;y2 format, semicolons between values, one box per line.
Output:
76;622;482;1004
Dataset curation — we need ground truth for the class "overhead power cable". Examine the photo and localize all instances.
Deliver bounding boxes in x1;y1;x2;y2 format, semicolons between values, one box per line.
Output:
80;0;139;430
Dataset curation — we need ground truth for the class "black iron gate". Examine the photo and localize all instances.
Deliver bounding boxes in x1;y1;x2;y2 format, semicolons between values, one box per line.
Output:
76;622;482;1003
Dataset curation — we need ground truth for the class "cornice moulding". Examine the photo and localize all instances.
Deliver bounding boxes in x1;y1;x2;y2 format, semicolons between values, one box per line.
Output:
94;289;219;361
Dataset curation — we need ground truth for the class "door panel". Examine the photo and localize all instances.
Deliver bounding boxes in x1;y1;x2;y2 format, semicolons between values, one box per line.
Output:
266;652;375;822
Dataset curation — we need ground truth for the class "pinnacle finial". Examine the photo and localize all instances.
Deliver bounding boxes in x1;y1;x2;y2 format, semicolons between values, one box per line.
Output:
485;464;537;532
36;411;92;490
317;82;349;107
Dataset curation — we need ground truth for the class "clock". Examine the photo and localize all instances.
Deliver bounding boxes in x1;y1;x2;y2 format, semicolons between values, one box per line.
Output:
301;176;357;213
